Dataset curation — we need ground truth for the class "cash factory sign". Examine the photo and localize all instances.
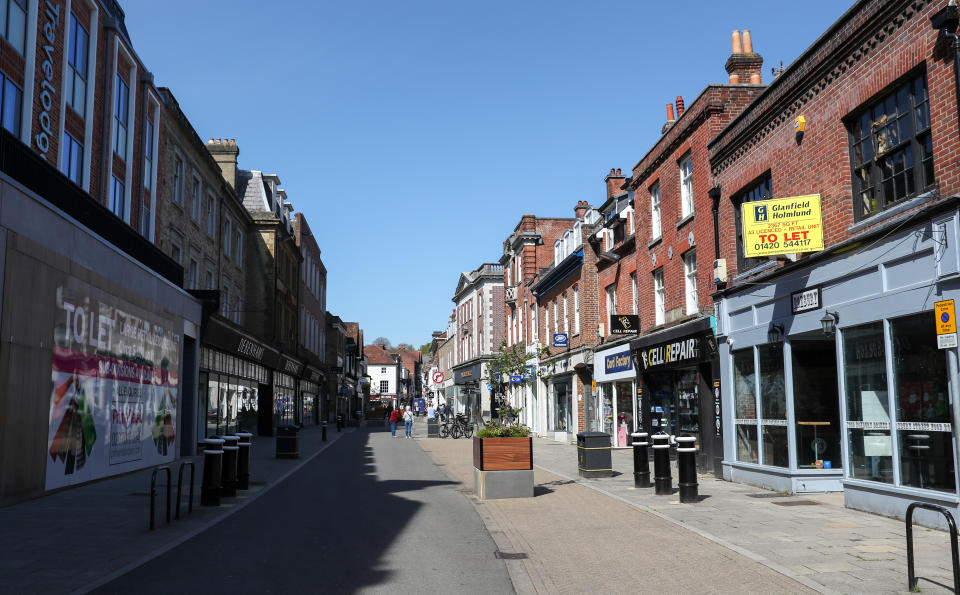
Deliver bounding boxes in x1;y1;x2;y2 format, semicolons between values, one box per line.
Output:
742;194;824;257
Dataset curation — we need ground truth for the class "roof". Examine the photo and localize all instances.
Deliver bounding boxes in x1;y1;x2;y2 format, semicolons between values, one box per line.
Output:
344;322;361;342
364;344;396;365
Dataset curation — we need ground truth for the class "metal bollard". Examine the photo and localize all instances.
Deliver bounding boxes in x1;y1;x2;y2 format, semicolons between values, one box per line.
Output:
236;432;253;490
322;421;327;441
652;433;672;495
150;466;171;530
675;435;698;503
221;435;240;497
201;438;224;506
631;432;651;488
336;414;343;432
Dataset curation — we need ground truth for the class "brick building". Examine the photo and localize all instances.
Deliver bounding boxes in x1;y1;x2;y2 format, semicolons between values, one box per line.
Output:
709;0;960;519
500;212;574;435
451;263;504;419
295;212;326;425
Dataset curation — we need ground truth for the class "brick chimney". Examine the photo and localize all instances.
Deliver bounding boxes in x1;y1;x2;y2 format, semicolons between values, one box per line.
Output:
206;138;239;190
726;30;763;85
662;103;676;134
574;200;590;219
604;168;625;198
676;96;685;118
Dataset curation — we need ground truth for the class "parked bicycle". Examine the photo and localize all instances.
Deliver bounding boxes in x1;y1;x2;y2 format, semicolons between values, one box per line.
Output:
439;413;473;439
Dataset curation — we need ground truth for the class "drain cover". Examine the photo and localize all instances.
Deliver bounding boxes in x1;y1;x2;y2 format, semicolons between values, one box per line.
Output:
495;551;528;559
773;500;821;506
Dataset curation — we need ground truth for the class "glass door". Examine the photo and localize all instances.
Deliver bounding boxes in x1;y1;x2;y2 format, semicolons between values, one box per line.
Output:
649;373;675;437
677;370;700;441
615;381;634;446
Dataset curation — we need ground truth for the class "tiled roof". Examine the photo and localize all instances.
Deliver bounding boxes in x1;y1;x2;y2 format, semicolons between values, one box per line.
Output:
364;344;395;365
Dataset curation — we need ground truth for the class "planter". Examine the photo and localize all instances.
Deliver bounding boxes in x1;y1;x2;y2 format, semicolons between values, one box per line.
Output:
473;437;533;500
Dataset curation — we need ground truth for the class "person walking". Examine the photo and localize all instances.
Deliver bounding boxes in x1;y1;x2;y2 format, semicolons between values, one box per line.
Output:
426;401;436;420
389;407;402;437
438;403;446;422
403;406;414;438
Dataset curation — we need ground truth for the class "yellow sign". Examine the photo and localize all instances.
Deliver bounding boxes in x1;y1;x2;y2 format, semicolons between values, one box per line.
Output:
591;380;597;392
935;300;957;335
742;194;824;257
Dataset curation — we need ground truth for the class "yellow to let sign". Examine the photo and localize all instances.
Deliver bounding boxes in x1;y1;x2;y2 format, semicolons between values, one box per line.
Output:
742;194;824;257
935;300;957;335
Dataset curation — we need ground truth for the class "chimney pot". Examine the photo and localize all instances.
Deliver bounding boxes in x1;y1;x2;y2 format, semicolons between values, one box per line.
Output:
616;168;621;175
666;103;675;122
750;72;762;84
731;30;742;54
742;29;754;54
676;96;685;117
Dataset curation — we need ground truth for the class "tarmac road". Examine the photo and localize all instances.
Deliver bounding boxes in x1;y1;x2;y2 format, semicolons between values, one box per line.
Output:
93;428;514;594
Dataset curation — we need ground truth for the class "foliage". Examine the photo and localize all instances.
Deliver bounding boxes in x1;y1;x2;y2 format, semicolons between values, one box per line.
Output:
476;422;530;438
419;342;432;354
488;340;549;392
372;337;393;350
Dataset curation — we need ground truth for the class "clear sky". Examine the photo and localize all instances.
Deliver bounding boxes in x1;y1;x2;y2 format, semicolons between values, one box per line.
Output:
122;0;852;348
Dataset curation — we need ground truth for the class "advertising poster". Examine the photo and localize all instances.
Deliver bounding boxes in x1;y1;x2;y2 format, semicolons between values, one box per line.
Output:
742;194;824;257
46;280;180;490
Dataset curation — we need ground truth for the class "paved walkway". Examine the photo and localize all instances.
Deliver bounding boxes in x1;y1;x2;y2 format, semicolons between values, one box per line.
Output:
416;424;957;595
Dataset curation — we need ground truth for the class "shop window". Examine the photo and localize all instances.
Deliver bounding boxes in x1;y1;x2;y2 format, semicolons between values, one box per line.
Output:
733;348;758;463
1;0;26;55
792;340;842;470
758;344;788;468
843;322;893;484
891;313;954;492
848;73;934;220
552;382;571;432
732;173;771;274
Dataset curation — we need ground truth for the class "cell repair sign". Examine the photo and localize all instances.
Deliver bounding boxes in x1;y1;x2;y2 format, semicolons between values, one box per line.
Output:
742;194;824;258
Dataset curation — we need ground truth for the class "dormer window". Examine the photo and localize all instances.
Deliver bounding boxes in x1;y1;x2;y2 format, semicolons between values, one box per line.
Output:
554;240;561;265
573;221;582;248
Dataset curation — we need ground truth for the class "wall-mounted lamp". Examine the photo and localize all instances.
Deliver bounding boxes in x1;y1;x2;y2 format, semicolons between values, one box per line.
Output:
767;323;785;344
794;115;806;145
820;311;839;337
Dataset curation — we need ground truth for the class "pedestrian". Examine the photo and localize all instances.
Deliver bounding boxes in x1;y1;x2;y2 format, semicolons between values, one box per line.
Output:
438;403;446;422
389;407;402;437
426;401;436;420
403;405;414;438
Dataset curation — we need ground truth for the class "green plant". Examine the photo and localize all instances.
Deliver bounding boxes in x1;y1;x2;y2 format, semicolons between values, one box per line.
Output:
476;421;530;438
488;340;550;395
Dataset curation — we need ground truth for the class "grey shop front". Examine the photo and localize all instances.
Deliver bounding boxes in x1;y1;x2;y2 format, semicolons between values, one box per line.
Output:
453;361;484;419
631;317;723;476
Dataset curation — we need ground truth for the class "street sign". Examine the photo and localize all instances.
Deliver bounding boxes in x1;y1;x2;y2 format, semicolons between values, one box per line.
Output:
742;194;824;257
553;333;568;348
509;375;522;384
591;380;596;392
431;371;444;384
935;300;957;349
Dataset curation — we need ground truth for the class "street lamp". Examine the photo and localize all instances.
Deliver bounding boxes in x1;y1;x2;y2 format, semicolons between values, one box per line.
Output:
766;323;784;344
820;311;839;338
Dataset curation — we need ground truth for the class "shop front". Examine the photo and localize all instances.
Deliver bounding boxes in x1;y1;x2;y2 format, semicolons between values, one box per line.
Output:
300;366;323;425
594;342;637;447
546;374;575;443
278;355;304;426
715;207;960;516
198;347;270;442
453;361;484;420
631;317;721;475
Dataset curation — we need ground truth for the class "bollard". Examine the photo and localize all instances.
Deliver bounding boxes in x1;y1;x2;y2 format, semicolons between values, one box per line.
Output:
322;421;328;441
676;435;698;503
631;432;651;488
201;438;224;506
336;414;343;432
221;435;240;497
652;433;672;495
236;432;253;490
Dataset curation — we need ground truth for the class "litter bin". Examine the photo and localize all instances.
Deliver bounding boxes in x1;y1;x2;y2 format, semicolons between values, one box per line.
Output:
221;435;239;497
276;425;300;459
576;431;613;478
201;438;224;506
427;418;439;438
236;432;253;490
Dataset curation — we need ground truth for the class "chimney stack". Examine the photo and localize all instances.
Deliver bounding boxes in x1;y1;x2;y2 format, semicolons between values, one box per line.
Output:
604;168;626;199
726;29;763;86
676;96;685;118
206;138;240;190
574;200;590;219
662;103;676;134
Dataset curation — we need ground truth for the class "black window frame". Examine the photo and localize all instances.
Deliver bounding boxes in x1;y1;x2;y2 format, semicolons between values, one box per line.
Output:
732;172;772;274
847;71;934;221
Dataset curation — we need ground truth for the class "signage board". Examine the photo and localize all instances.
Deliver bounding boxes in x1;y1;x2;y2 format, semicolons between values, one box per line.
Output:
742;194;824;257
603;349;633;374
509;375;522;384
791;286;821;315
638;336;702;370
610;314;640;335
935;300;957;350
552;333;568;348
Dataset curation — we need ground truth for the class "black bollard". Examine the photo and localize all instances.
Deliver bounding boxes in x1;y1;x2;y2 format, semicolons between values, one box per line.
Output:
676;435;698;503
322;421;327;441
221;435;239;498
652;433;672;495
336;414;343;432
200;438;224;506
236;432;252;490
631;432;651;488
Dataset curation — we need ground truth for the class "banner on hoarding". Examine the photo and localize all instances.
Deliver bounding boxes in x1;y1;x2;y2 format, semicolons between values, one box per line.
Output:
46;279;181;490
742;194;824;257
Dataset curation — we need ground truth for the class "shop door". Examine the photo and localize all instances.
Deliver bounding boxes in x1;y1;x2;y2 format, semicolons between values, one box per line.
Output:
792;339;841;470
649;374;676;437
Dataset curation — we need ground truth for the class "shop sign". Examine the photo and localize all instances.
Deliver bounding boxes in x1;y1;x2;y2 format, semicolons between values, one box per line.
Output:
281;357;302;376
454;363;482;384
639;337;700;370
48;278;181;490
553;333;568;348
791;286;821;314
237;337;265;361
742;194;824;257
935;300;958;349
603;349;632;374
609;314;639;335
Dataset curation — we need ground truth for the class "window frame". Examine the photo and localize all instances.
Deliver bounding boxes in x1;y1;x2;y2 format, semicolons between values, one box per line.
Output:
66;12;89;117
650;182;661;240
110;175;125;220
1;0;27;56
732;172;773;274
679;153;694;218
113;75;129;159
653;268;665;326
62;131;83;186
683;250;698;315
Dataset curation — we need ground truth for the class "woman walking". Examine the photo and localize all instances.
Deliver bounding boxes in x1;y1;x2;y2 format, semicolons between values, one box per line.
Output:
403;406;414;439
389;407;402;437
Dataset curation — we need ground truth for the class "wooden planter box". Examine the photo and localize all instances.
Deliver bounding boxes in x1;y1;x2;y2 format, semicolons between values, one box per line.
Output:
473;436;533;471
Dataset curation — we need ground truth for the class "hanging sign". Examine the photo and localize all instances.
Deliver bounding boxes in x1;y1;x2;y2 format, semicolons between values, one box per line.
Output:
552;333;568;348
791;286;821;314
935;300;958;349
610;315;640;335
742;194;824;257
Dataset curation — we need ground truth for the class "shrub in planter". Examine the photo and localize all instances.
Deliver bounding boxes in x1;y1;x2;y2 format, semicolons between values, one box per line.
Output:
475;422;530;438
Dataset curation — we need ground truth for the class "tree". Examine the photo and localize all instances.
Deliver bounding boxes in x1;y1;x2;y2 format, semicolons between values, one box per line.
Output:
419;342;432;354
488;340;549;418
372;337;393;350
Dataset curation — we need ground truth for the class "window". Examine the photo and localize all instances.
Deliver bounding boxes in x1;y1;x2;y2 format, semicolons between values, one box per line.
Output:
562;293;568;334
381;367;386;374
169;232;182;265
653;269;664;326
172;156;184;207
0;73;21;136
630;273;637;315
552;300;558;334
530;303;537;341
554;240;561;265
113;75;128;159
233;292;241;324
140;203;151;238
110;176;125;219
544;303;550;339
221;283;230;316
205;194;216;237
66;13;88;116
380;380;389;394
849;73;934;220
234;229;243;266
142;119;154;191
62;132;83;186
1;0;26;55
573;285;580;334
190;177;201;222
679;153;693;218
223;217;232;256
188;256;199;288
204;269;213;290
683;251;698;315
733;173;772;274
605;284;617;317
650;182;661;240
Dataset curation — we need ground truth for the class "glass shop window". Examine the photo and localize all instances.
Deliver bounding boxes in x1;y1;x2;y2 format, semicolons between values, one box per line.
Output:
733;348;758;464
843;322;893;484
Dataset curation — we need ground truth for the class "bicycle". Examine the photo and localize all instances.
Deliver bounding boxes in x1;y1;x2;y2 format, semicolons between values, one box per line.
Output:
452;413;473;439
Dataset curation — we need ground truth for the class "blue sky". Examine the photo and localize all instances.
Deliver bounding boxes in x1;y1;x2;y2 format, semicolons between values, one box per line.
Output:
123;0;851;348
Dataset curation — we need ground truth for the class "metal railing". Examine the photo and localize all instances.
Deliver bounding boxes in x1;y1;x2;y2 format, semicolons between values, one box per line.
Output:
905;502;959;593
149;466;171;531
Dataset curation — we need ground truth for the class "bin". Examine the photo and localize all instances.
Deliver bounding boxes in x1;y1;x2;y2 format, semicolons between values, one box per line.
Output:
276;425;300;459
576;431;613;478
427;419;439;438
201;438;224;506
221;435;240;497
236;432;253;490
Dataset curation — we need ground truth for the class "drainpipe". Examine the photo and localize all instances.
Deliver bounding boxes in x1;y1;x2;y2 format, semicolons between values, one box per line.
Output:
708;185;724;290
931;2;960;138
